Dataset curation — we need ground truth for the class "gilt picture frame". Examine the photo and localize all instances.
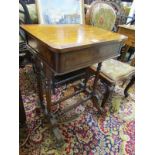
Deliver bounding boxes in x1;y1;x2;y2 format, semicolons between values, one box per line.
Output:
36;0;85;24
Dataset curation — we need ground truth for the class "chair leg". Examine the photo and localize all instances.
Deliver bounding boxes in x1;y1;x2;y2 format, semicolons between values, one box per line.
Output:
101;84;110;107
101;84;115;108
124;75;135;97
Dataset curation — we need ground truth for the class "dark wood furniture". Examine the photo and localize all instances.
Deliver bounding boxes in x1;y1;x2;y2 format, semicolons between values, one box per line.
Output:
89;59;135;107
89;25;135;107
21;25;127;74
21;24;127;147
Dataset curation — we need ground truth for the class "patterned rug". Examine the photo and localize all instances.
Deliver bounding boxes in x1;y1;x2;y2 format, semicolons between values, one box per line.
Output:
19;65;135;155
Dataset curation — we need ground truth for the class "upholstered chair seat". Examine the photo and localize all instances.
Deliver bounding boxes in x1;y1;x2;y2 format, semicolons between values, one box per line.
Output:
89;59;135;108
92;59;134;82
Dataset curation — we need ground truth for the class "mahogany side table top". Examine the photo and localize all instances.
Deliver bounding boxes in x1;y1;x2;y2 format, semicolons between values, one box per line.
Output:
21;24;127;75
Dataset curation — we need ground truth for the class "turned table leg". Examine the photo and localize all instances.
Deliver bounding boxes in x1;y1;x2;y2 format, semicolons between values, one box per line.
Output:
35;58;45;109
44;66;64;148
45;66;52;113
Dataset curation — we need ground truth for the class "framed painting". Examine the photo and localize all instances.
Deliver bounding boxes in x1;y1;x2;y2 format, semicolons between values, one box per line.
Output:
36;0;85;24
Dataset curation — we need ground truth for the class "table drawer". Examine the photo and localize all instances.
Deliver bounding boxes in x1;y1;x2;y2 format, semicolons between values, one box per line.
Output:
28;35;57;70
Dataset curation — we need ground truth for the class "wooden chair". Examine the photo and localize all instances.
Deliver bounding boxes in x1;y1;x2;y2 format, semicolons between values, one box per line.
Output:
89;59;135;107
85;0;127;31
85;1;135;108
85;0;117;31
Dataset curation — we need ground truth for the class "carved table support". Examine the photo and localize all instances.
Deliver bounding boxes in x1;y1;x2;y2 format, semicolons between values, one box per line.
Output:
34;56;64;147
45;66;52;113
35;58;45;109
44;65;65;147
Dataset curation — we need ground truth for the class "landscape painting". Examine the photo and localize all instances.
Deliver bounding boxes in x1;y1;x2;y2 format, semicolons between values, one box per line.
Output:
36;0;85;24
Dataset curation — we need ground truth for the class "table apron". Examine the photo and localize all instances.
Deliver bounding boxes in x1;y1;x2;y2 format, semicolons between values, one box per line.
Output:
28;35;122;75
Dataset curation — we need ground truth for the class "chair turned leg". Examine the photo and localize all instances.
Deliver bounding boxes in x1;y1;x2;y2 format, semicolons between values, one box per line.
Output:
124;75;135;97
101;84;115;108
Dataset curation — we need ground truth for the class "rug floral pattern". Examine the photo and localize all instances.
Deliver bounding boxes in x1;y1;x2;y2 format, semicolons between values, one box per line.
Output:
19;65;135;155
